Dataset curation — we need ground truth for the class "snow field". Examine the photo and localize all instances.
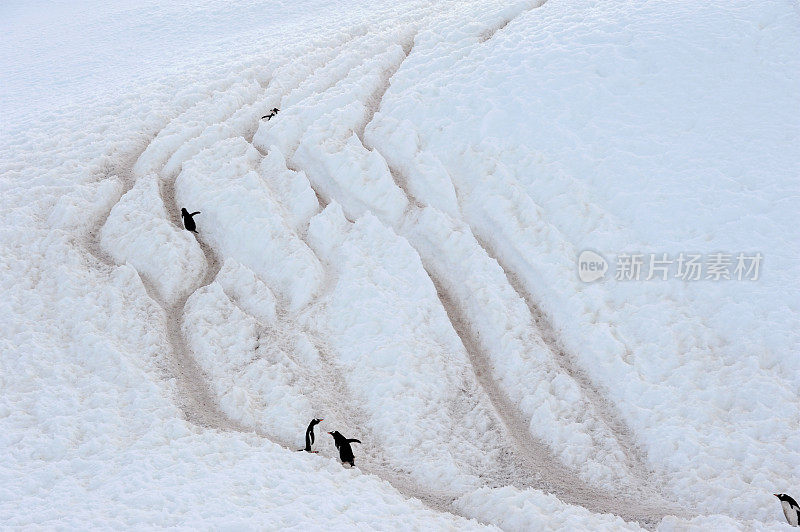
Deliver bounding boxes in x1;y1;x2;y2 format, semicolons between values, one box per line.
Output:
3;0;797;527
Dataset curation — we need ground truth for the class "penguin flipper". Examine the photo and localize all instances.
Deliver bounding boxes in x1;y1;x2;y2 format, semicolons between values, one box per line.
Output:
347;439;361;444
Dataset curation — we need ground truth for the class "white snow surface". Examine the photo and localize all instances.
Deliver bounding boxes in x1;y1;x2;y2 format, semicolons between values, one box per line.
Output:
2;0;798;529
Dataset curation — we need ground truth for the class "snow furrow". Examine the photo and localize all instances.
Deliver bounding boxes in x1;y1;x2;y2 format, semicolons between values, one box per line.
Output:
478;0;546;43
470;231;655;485
355;32;416;144
422;268;678;529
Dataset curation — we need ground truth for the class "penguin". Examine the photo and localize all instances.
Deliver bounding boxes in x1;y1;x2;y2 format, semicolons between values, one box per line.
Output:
774;493;800;526
328;431;361;467
297;418;323;453
261;108;279;120
180;208;200;233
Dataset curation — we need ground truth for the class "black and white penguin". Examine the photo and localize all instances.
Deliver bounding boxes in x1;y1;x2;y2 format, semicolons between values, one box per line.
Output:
775;493;800;526
261;108;279;120
180;208;200;233
297;418;323;453
328;431;361;467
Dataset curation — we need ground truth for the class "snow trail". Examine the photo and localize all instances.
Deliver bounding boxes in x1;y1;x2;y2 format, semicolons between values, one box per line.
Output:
308;13;683;521
85;128;471;525
255;15;686;525
471;232;654;482
424;270;680;528
355;32;416;145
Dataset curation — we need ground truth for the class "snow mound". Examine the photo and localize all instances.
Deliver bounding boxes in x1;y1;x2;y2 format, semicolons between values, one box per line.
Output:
258;147;320;232
455;486;642;531
215;259;278;325
183;281;311;440
99;173;206;304
175;136;324;312
48;177;124;232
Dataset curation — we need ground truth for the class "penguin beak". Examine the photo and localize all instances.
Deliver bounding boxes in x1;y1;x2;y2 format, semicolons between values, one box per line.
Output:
328;432;332;435
774;494;780;498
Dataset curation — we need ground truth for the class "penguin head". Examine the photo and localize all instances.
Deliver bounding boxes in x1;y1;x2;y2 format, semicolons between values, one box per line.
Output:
311;418;323;425
181;208;188;216
774;493;799;507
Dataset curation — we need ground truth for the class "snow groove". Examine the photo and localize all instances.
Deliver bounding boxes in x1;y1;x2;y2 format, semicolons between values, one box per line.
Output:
478;1;547;44
471;233;655;484
323;57;681;530
156;170;253;432
423;271;677;528
356;32;416;145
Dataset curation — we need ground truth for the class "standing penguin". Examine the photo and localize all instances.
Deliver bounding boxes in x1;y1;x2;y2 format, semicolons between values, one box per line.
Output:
775;493;800;526
297;418;323;453
181;208;200;233
328;431;361;467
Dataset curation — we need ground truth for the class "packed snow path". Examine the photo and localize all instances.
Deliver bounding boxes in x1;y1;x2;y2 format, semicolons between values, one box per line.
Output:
83;11;690;529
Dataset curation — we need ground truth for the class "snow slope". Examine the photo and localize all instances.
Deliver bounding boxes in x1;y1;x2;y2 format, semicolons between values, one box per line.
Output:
2;0;798;529
366;0;800;521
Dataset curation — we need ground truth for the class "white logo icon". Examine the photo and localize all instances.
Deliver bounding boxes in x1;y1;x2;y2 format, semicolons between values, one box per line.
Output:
578;250;607;282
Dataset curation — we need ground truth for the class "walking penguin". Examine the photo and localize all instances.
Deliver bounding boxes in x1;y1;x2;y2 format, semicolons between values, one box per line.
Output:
181;208;200;233
297;418;323;453
775;493;800;526
328;430;361;467
261;108;279;120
